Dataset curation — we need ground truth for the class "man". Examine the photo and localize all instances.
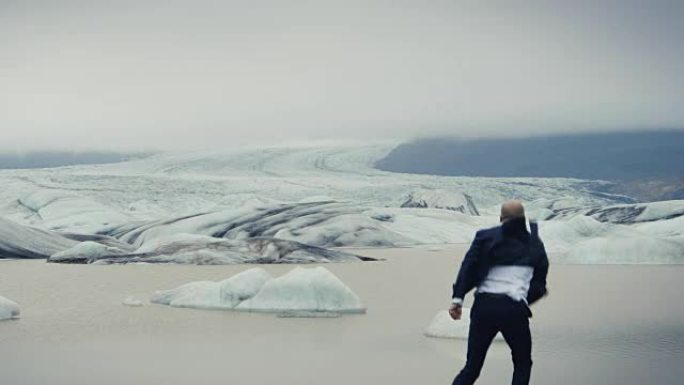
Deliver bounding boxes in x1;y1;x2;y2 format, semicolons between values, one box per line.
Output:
449;200;549;385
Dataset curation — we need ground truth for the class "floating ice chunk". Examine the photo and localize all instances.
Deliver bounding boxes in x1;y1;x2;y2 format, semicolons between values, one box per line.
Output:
151;281;222;309
150;268;272;310
50;241;127;263
0;295;20;321
122;296;144;307
426;246;445;252
151;267;364;315
236;267;365;314
219;268;272;307
424;309;503;340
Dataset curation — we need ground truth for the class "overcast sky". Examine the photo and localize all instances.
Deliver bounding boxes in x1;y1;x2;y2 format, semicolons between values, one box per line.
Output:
1;0;683;151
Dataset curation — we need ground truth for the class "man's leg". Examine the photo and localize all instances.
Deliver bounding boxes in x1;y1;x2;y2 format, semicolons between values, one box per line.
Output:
500;304;533;385
452;302;498;385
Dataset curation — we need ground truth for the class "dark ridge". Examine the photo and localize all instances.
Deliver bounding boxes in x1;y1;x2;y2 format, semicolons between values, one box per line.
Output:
375;130;684;201
376;130;684;180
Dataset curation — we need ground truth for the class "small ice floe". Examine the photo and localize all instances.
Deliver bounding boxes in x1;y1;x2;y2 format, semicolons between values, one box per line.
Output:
121;296;144;307
424;309;503;341
0;295;20;321
151;267;365;315
426;246;445;252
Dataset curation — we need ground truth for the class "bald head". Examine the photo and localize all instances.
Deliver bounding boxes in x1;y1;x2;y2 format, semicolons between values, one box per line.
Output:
500;200;525;222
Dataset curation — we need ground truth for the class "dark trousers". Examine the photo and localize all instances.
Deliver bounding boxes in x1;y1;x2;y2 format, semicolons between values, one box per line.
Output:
452;293;533;385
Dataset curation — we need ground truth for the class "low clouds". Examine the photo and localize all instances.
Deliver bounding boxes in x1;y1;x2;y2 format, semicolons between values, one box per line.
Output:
1;0;683;151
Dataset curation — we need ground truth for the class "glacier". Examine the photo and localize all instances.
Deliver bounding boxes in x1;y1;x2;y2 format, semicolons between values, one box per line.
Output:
15;189;130;232
50;241;129;263
0;217;78;259
531;199;684;224
47;235;375;265
401;189;480;215
0;143;682;264
151;267;365;314
0;295;20;321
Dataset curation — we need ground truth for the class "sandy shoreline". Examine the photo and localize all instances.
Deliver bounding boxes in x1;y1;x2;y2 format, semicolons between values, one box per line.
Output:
1;245;683;385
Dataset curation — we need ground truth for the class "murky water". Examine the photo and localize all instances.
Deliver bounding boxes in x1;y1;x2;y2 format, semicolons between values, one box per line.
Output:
1;245;682;385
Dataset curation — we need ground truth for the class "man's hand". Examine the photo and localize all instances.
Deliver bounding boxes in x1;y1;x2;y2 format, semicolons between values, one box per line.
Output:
449;303;462;320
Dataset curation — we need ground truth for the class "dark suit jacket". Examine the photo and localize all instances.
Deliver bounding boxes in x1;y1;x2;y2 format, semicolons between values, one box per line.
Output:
452;220;549;306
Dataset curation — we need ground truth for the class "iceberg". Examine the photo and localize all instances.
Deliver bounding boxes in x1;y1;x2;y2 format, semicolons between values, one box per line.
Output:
236;267;365;314
151;268;272;309
151;267;365;314
0;295;20;321
219;267;273;307
424;310;503;340
151;280;225;309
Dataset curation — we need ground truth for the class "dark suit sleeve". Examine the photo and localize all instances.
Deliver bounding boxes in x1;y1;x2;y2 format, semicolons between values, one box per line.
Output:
452;231;485;301
526;241;549;305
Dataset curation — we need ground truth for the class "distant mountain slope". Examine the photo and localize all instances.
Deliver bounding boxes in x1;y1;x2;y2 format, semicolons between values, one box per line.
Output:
0;151;151;169
375;131;684;201
375;131;684;180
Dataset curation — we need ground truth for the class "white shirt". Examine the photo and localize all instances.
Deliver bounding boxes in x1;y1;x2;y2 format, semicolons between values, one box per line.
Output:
452;265;534;306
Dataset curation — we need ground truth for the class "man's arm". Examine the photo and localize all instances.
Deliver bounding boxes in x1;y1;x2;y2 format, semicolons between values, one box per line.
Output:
526;241;549;305
450;231;485;311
